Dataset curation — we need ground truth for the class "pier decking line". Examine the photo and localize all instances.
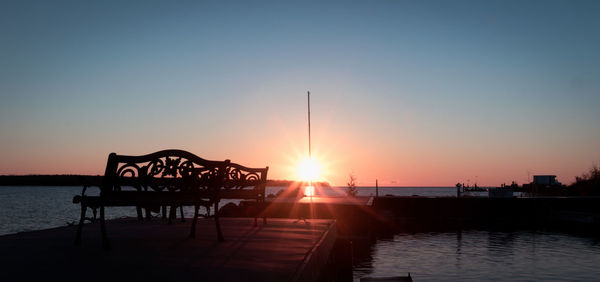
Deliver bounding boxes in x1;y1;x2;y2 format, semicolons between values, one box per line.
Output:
0;218;337;282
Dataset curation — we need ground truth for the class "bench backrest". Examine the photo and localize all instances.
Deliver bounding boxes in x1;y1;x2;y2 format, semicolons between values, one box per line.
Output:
102;149;268;200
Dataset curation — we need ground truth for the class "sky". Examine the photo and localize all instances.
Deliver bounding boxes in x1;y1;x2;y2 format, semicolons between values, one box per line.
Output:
1;0;599;186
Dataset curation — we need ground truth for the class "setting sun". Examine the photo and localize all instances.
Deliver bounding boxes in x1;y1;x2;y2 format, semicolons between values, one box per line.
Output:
297;158;321;182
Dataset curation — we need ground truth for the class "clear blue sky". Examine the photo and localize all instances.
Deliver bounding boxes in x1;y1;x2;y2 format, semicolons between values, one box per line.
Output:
1;0;599;186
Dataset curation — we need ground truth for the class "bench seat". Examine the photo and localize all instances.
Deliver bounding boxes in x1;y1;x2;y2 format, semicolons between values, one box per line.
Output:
74;192;213;207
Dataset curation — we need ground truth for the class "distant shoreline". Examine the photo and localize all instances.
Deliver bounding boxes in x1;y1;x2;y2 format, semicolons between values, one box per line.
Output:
0;175;104;186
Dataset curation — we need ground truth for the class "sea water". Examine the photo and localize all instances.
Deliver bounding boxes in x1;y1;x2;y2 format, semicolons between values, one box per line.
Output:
353;230;600;281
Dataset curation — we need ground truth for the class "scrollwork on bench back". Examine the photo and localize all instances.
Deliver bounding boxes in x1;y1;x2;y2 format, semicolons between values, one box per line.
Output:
223;162;269;199
102;149;268;195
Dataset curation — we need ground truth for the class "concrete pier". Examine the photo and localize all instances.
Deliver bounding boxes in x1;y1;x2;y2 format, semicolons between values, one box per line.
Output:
372;196;600;232
257;196;375;238
0;217;337;282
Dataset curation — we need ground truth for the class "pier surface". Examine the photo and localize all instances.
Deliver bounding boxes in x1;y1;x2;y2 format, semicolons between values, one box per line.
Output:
0;217;337;282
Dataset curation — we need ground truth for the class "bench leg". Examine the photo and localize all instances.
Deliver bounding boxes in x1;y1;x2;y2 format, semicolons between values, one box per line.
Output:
145;207;151;220
189;205;199;238
100;205;110;250
253;202;267;226
214;201;224;242
253;212;267;226
74;204;87;245
136;206;143;220
168;205;176;224
180;205;185;222
92;207;98;222
262;201;267;224
162;206;167;220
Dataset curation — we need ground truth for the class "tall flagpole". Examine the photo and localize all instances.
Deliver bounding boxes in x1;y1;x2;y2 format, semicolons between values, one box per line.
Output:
307;91;315;210
307;91;312;190
308;91;311;161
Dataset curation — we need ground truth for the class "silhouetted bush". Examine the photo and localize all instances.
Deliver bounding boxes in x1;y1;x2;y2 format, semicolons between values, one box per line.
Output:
346;174;357;197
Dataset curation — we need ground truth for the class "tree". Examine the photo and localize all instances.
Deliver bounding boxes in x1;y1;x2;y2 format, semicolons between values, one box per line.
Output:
571;163;600;196
346;173;358;197
575;164;600;184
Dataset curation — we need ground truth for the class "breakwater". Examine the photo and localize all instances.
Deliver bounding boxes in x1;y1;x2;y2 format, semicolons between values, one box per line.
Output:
373;196;600;232
235;196;600;238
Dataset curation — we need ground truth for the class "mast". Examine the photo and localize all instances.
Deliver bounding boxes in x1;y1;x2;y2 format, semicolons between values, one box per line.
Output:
307;91;312;188
308;91;311;161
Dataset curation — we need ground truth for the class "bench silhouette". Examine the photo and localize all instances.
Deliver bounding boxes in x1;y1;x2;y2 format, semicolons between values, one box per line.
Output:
73;149;268;249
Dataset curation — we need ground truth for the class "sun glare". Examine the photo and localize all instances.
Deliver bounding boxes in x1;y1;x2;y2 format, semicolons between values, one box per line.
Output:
297;157;321;182
304;185;315;197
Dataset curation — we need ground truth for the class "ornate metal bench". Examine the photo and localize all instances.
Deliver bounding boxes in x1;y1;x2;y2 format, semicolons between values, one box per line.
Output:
73;149;268;249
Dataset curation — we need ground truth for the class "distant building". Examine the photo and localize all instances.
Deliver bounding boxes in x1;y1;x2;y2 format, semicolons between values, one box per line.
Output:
533;175;562;186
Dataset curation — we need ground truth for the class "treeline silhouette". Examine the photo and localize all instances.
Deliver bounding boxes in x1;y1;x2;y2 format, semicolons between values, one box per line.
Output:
0;175;331;187
570;164;600;196
0;175;103;186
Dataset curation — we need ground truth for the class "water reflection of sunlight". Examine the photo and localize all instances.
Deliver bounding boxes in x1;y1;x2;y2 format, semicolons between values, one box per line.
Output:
304;185;315;197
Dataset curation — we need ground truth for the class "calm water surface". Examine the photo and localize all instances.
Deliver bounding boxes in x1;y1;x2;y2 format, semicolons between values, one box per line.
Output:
354;230;600;281
0;186;134;235
1;186;598;281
